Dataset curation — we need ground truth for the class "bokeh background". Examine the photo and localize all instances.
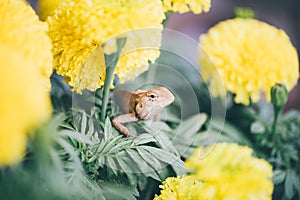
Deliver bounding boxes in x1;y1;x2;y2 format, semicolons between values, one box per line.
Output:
164;0;300;111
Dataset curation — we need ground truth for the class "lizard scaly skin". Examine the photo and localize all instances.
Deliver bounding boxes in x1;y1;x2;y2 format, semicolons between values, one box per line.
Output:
112;87;175;136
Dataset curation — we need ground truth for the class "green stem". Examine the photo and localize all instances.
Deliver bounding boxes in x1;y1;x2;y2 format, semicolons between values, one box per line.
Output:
100;38;126;123
272;106;281;135
100;65;115;123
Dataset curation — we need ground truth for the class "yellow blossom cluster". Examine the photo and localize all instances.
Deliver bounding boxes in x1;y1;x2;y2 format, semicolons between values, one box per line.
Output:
199;18;299;105
47;0;165;93
163;0;211;14
186;143;274;199
154;176;209;200
155;143;273;200
0;0;52;166
0;0;53;90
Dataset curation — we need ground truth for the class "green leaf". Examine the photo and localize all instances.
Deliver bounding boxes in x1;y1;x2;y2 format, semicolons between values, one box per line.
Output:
291;172;300;194
142;121;179;156
176;113;207;139
151;128;179;156
60;121;76;130
100;181;137;200
104;117;113;141
79;174;106;199
136;147;162;174
106;157;119;176
210;117;252;146
95;138;107;155
58;129;92;144
250;120;266;134
272;169;286;184
195;130;234;145
284;110;300;118
163;114;207;158
55;137;83;169
125;149;149;173
101;135;124;154
161;130;178;147
126;149;161;181
285;170;296;199
133;134;156;145
160;108;181;123
117;158;134;176
143;121;172;134
174;143;195;159
142;146;184;175
86;117;95;138
80;111;87;133
108;139;132;153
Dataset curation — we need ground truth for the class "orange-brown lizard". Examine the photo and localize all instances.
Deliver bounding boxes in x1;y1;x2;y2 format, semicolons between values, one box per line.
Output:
112;87;175;136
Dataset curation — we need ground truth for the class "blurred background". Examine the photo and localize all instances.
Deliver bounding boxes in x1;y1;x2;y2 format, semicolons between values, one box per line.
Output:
163;0;300;111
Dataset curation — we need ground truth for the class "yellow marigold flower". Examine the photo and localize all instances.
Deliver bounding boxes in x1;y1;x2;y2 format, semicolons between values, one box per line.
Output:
0;0;52;166
0;46;52;166
154;176;215;200
36;0;60;20
185;143;274;200
0;0;53;90
47;0;165;93
162;0;211;14
199;18;299;105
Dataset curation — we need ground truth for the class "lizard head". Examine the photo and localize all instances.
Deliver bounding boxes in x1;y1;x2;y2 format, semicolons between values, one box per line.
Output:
146;87;175;107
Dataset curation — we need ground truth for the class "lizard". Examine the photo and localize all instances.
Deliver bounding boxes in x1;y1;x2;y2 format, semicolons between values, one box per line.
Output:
112;87;175;137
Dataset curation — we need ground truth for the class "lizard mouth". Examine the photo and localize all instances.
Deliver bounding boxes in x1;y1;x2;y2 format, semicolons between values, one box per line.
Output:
156;87;175;106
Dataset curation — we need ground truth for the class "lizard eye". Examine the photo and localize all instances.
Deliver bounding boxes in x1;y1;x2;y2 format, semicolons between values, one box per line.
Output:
148;94;157;99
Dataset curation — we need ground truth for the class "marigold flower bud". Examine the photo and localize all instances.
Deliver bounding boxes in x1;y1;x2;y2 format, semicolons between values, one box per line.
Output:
271;83;288;109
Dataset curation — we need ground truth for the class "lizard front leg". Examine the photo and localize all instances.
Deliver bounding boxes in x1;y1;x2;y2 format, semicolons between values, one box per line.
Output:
112;113;138;137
